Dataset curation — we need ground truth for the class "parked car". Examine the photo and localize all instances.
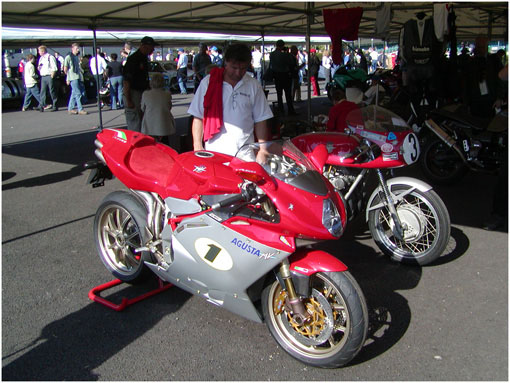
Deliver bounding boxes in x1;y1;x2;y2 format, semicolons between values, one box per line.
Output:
149;61;194;93
2;77;25;108
147;61;171;91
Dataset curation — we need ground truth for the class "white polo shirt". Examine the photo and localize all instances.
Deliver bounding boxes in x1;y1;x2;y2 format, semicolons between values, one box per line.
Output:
90;55;107;75
188;73;273;156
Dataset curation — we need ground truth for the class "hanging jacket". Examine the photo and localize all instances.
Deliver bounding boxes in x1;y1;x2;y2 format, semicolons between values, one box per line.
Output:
402;18;440;65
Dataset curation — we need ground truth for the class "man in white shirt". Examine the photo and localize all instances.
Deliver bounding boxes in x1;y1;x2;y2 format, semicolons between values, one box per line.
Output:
90;49;108;89
370;48;379;73
37;45;59;111
176;48;188;95
188;44;273;158
322;50;333;93
251;46;262;84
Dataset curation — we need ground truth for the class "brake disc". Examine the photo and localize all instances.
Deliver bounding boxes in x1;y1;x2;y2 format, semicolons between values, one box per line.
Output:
281;288;335;346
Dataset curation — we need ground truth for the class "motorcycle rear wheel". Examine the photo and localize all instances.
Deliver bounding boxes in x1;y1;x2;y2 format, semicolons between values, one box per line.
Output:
420;138;467;184
94;191;154;283
368;185;450;265
262;271;368;368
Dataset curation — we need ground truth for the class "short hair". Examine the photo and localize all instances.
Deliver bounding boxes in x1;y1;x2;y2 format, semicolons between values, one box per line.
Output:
124;42;132;49
224;44;252;64
331;87;346;102
38;45;47;52
111;53;118;60
72;43;80;49
26;54;35;61
150;72;165;89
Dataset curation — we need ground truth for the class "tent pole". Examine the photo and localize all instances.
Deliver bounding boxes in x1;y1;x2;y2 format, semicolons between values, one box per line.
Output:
306;2;313;123
91;26;103;130
261;30;265;88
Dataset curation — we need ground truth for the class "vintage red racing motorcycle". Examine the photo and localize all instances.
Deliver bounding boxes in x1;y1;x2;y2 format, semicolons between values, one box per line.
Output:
86;128;368;368
292;105;451;265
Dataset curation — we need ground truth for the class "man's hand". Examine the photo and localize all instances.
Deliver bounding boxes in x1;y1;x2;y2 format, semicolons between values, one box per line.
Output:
256;146;270;165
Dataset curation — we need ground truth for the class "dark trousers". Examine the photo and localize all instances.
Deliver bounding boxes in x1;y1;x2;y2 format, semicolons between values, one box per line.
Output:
273;71;294;113
40;75;58;107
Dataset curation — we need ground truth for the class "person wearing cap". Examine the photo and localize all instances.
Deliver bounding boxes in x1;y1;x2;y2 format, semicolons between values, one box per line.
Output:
192;43;212;93
122;36;158;132
176;48;188;95
210;46;223;67
188;43;273;160
269;39;297;115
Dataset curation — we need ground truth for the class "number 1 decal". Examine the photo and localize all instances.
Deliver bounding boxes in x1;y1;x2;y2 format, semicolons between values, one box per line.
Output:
194;238;233;271
204;244;221;263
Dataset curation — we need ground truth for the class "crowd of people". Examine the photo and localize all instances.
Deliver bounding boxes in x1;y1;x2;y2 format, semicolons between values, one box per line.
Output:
15;37;507;149
18;39;396;119
19;42;139;114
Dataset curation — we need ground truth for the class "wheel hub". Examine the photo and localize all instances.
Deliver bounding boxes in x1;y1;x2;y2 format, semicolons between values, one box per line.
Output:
115;232;126;247
280;289;334;346
397;205;426;242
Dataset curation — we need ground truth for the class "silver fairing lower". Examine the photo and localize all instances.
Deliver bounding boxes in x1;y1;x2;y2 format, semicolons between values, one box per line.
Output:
145;213;291;323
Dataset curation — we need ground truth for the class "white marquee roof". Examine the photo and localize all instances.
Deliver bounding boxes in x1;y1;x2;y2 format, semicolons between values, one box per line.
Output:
2;1;508;45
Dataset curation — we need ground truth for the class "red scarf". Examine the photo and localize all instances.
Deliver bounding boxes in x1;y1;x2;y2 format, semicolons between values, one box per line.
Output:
323;7;363;65
203;67;224;142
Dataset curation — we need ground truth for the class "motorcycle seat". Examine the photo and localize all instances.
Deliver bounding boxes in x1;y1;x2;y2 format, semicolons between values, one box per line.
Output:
128;143;177;188
430;108;490;131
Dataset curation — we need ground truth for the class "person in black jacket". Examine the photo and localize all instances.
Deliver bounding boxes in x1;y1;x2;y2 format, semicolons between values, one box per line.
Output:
123;36;158;131
269;39;297;115
308;48;321;96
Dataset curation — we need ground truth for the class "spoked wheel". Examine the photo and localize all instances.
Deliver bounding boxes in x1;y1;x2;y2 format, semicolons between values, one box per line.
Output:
262;271;368;368
368;185;451;265
420;138;467;184
94;191;154;283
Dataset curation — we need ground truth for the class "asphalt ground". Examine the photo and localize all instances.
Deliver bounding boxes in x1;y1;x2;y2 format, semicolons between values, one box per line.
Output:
2;83;508;380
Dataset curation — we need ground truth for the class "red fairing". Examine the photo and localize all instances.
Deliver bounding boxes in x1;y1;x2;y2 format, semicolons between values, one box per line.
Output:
96;129;346;242
96;129;242;199
289;249;348;275
292;132;409;169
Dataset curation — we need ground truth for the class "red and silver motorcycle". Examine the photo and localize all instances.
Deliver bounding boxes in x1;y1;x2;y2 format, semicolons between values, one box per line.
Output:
87;129;368;368
292;105;451;265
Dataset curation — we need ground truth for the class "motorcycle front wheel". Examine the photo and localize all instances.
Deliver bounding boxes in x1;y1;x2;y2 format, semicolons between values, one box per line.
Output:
368;185;450;265
262;271;368;368
420;138;467;184
94;191;154;283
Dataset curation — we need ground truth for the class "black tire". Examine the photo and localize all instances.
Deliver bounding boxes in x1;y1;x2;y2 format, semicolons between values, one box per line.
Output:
262;271;368;368
94;191;154;283
420;138;467;185
368;185;451;265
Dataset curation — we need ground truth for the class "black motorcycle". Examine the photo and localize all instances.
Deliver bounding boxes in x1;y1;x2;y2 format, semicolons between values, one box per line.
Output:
419;104;507;184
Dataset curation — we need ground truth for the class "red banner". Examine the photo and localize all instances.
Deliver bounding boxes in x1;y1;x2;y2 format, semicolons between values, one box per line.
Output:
323;7;364;65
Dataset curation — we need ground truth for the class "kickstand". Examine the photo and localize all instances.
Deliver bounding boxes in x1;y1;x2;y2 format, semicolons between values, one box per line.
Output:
88;276;173;311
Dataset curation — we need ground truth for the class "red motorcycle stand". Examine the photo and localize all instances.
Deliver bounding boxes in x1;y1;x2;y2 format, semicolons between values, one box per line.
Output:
88;277;173;312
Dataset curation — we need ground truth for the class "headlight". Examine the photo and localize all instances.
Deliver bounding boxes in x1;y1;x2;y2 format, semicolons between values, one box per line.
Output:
323;198;343;237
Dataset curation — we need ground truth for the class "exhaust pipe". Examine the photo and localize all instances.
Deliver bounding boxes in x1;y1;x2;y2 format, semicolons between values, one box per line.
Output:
425;119;467;164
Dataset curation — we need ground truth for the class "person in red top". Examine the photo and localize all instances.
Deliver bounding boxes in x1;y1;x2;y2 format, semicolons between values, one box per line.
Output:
326;87;359;132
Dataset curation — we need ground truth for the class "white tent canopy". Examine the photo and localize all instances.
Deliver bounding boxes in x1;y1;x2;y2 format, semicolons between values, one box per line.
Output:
2;2;508;43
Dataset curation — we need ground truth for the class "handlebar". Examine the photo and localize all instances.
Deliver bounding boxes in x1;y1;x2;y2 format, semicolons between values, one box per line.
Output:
211;193;246;210
211;184;257;210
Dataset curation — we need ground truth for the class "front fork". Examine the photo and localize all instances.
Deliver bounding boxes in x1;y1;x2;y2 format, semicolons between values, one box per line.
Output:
374;169;405;241
345;167;405;241
278;259;311;325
